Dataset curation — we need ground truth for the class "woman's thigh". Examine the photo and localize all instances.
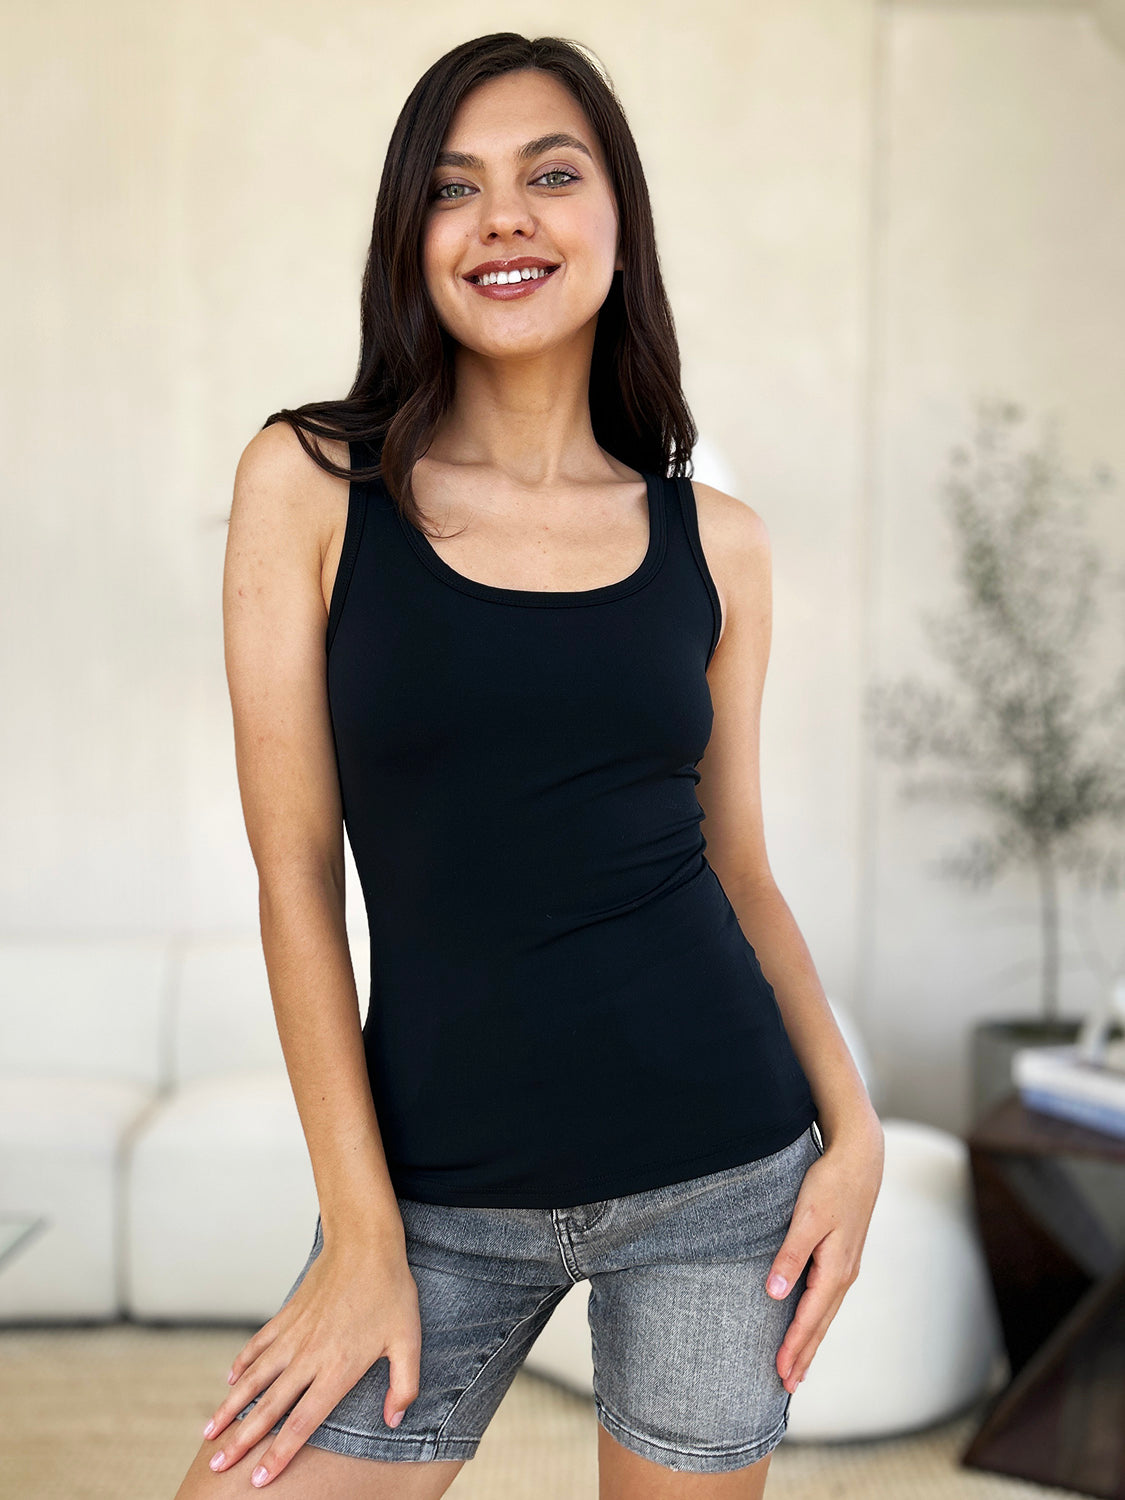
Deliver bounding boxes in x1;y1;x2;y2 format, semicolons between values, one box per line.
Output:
229;1200;575;1466
175;1430;466;1499
580;1124;823;1477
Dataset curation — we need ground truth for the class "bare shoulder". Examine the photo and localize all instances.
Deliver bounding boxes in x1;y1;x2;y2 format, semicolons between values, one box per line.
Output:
685;479;771;658
230;425;353;619
687;478;771;566
237;419;350;483
233;422;349;540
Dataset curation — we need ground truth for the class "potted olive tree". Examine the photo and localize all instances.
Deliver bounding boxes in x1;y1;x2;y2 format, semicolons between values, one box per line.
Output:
864;398;1125;1121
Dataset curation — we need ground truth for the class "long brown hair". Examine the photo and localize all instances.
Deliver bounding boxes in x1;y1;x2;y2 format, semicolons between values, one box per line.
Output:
262;33;697;531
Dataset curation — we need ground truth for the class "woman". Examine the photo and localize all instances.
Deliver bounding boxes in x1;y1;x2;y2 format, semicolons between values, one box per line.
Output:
175;32;883;1500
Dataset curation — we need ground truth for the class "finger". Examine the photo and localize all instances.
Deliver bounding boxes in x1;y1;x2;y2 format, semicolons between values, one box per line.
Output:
249;1372;360;1486
208;1365;318;1478
226;1317;281;1390
205;1348;295;1449
764;1229;818;1301
778;1246;864;1383
789;1326;829;1388
778;1282;849;1389
783;1307;841;1390
775;1265;845;1377
383;1338;422;1429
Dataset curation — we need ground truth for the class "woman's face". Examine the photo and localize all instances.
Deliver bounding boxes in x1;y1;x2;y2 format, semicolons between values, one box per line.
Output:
422;68;622;362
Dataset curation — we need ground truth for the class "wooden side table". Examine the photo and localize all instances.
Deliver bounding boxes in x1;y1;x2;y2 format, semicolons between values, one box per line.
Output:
961;1093;1125;1499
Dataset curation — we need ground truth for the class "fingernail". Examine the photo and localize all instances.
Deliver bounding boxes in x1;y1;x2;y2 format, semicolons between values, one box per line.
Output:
209;1452;225;1471
389;1410;405;1428
767;1274;788;1297
203;1419;215;1439
227;1367;236;1384
251;1465;269;1486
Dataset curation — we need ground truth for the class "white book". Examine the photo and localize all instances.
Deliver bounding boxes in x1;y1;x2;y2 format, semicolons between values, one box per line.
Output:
1013;1044;1125;1140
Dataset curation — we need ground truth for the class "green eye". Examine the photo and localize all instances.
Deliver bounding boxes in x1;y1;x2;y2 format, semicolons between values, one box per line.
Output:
430;168;581;203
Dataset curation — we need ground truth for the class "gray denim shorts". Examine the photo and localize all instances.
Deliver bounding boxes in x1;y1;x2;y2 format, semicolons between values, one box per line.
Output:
235;1120;825;1474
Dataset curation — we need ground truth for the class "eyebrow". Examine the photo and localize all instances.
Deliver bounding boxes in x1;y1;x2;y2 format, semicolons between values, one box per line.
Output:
433;132;595;172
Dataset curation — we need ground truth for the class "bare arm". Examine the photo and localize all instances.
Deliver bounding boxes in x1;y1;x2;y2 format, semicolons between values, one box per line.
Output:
196;423;420;1487
690;480;883;1396
691;482;877;1152
224;421;403;1255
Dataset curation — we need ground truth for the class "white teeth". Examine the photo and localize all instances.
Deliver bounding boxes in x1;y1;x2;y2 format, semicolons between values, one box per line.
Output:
473;266;555;285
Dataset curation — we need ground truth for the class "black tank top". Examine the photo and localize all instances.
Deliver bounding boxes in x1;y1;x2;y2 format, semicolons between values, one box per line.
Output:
326;441;817;1207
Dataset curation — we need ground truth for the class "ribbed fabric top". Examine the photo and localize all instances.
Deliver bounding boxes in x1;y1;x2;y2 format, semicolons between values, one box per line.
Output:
325;442;817;1207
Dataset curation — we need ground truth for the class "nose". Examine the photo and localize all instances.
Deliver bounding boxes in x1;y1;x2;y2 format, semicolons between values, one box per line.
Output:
476;183;537;243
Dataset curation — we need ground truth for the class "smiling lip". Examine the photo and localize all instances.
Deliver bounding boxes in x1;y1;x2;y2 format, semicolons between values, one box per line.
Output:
463;256;561;301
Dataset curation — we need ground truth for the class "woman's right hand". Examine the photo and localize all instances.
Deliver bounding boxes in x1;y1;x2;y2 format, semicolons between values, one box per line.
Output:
201;1231;422;1488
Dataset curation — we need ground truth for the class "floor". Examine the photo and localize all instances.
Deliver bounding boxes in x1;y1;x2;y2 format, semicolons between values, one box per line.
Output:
0;1323;1093;1499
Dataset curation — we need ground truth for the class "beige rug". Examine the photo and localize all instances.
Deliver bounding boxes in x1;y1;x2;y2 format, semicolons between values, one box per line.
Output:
0;1323;1088;1499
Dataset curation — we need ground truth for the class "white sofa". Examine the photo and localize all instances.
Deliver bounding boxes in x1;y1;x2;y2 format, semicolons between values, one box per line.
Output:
0;942;165;1318
0;931;362;1325
0;933;1003;1440
123;935;332;1322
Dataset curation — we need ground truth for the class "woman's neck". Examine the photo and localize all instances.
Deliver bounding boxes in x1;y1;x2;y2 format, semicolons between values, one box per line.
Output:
424;331;619;488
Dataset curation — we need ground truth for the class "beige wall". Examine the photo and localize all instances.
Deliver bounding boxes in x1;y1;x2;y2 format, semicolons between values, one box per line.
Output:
4;0;1123;1132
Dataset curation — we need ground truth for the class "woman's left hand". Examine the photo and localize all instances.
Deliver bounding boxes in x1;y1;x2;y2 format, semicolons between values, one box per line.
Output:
766;1112;885;1394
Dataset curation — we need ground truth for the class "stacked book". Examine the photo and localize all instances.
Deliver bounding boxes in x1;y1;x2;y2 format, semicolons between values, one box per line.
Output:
1013;1044;1125;1140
